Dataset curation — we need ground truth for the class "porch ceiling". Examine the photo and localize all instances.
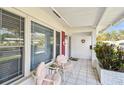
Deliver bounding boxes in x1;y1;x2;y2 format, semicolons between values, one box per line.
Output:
41;7;124;33
53;7;105;28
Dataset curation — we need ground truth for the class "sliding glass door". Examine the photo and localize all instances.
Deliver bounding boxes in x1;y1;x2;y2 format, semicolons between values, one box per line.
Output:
31;21;54;70
0;9;24;84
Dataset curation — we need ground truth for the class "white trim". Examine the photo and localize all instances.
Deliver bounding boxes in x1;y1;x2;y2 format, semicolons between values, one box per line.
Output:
29;18;55;31
1;75;23;85
24;16;31;77
2;8;27;18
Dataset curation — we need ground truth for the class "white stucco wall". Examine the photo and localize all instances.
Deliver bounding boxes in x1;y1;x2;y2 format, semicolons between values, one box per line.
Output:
71;32;92;59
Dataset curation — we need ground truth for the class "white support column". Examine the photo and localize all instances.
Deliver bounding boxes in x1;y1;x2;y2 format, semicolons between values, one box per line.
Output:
53;30;56;59
91;30;97;68
24;16;31;77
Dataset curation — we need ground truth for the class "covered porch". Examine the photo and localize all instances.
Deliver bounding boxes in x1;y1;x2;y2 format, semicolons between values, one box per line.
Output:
0;7;124;85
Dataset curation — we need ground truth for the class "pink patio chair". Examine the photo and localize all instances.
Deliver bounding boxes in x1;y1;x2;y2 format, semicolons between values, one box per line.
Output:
56;55;73;81
56;55;73;70
56;55;68;67
32;62;61;85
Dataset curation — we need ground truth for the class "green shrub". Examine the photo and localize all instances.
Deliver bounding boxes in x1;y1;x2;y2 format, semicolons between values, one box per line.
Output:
94;42;124;72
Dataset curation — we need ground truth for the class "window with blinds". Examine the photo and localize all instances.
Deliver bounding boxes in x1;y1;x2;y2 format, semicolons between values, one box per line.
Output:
0;9;24;84
31;21;54;70
56;31;60;57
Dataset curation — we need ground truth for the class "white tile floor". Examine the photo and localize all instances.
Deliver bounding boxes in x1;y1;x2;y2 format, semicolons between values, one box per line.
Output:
61;59;101;85
19;59;101;85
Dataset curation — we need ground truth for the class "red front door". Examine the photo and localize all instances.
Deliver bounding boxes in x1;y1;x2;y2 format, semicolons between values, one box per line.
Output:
62;31;65;55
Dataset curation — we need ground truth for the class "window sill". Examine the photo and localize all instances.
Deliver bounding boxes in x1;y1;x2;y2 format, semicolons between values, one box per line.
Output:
1;75;24;85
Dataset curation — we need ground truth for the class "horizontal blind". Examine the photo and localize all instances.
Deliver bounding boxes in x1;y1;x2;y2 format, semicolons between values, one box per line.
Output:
0;9;24;84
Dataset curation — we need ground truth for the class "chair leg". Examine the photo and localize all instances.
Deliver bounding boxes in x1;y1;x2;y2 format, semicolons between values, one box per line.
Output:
63;71;65;82
59;70;65;82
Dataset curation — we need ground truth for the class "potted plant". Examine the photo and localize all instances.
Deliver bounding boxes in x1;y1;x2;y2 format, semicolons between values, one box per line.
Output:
94;42;124;84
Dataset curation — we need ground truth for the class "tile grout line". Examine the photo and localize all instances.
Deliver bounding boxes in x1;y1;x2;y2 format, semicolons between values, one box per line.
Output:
86;59;88;85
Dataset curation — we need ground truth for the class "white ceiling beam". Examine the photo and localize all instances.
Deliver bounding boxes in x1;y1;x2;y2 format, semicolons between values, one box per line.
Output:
67;26;96;35
96;7;108;31
95;8;106;28
96;7;124;32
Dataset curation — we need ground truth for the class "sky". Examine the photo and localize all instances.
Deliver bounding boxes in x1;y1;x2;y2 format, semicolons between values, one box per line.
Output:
106;21;124;32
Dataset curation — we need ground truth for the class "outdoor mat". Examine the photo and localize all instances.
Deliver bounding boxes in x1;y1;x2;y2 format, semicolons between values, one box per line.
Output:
69;57;79;61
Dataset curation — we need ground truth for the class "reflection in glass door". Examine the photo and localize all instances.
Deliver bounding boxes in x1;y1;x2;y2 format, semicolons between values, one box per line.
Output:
0;9;24;84
56;31;60;57
31;22;54;70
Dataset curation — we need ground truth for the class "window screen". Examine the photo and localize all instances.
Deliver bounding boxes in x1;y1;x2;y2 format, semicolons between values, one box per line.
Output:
31;21;54;70
56;31;60;57
0;9;24;84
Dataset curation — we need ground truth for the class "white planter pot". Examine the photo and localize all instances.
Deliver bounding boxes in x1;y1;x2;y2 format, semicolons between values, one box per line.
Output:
96;61;124;85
